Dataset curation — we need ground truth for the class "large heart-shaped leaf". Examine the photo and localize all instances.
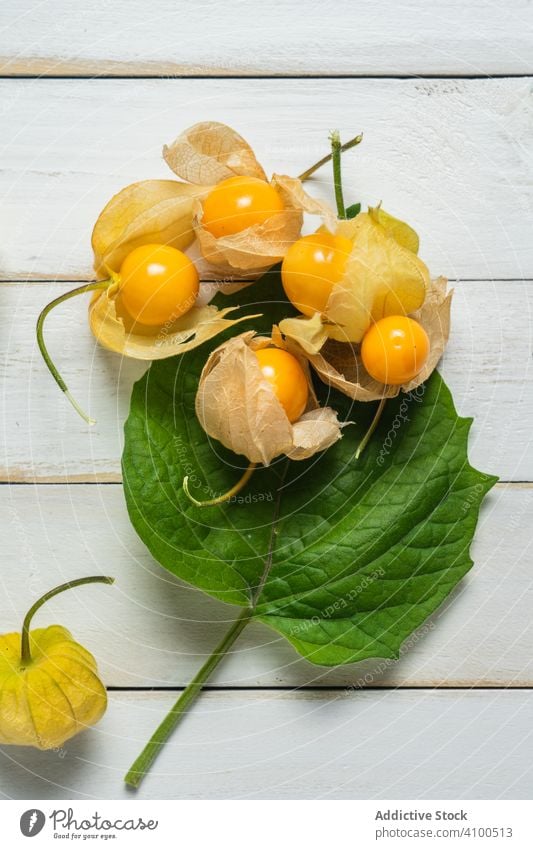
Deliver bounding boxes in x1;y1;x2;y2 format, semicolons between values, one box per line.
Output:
122;272;497;666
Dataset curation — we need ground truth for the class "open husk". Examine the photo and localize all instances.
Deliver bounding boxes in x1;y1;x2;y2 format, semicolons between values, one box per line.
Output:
92;122;331;282
89;282;260;361
163;122;335;276
92;180;206;278
324;212;430;343
195;330;345;464
280;277;452;402
279;210;430;348
93;122;265;277
163;121;268;184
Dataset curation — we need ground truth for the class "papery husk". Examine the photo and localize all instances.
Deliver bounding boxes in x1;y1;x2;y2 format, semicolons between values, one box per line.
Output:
193;173;335;276
93;122;335;282
326;212;430;343
278;312;330;355
89;283;260;361
163;121;267;184
0;626;106;749
282;277;452;402
195;331;344;465
368;206;420;254
92;180;206;277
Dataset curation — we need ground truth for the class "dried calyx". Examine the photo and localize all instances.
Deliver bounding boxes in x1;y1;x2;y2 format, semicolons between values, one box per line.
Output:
184;330;346;506
38;123;363;424
163;122;337;275
277;130;452;456
282;276;452;403
37;242;260;423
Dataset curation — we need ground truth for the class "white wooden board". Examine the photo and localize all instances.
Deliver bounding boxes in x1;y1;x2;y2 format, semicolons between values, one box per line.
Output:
1;690;531;799
2;280;530;481
0;483;530;688
2;1;533;76
1;78;533;281
1;7;531;803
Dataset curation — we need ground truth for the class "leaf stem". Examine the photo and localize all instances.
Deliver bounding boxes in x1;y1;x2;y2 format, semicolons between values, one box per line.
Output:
124;607;253;789
298;132;363;182
36;279;112;425
20;576;114;667
125;464;287;789
182;462;257;507
330;130;347;219
355;396;387;459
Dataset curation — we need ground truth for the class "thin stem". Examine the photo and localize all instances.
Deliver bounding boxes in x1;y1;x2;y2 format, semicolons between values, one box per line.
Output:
124;607;253;789
20;576;114;666
183;462;257;507
330;130;346;219
36;279;112;425
355;396;387;460
298;132;363;182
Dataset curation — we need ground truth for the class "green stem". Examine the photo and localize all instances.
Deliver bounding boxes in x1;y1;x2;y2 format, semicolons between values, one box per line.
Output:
355;396;387;459
298;132;363;182
330;130;346;219
124;607;253;789
183;462;257;507
20;575;114;666
36;279;112;425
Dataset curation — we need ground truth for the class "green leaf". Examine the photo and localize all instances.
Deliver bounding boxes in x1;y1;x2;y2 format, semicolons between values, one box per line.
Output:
345;202;361;219
122;270;497;667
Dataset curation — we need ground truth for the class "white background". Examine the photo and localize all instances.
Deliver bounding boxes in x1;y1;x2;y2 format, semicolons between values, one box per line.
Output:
3;801;533;847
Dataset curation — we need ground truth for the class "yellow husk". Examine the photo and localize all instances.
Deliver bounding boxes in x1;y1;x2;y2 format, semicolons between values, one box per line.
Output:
92;180;205;277
368;206;420;254
92;122;341;283
195;330;345;465
325;212;429;343
281;277;452;402
0;625;106;749
89;283;260;360
278;311;330;355
279;208;430;354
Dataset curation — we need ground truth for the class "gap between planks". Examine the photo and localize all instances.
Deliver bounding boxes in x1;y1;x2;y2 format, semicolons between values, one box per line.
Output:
2;71;533;81
105;684;533;693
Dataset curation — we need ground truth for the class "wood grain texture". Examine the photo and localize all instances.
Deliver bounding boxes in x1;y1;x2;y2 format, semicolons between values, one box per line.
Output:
1;78;533;281
1;690;531;799
2;1;533;76
2;279;530;482
0;483;530;688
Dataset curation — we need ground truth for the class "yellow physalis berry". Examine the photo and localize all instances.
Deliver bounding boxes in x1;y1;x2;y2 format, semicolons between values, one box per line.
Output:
201;176;285;239
361;315;430;385
281;232;352;317
37;243;201;424
255;347;309;423
118;243;199;326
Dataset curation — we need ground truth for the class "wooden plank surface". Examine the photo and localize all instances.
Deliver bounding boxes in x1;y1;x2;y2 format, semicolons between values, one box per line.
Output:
1;11;531;802
1;690;531;799
0;483;530;688
2;279;530;482
2;1;533;77
1;78;533;281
